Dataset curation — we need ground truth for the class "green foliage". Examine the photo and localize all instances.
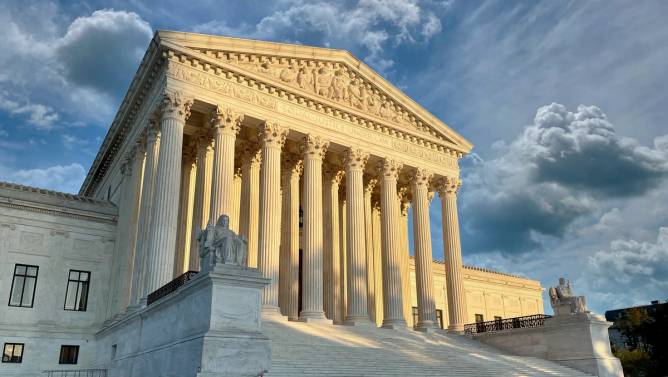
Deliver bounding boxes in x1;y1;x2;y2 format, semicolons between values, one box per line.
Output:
613;304;668;377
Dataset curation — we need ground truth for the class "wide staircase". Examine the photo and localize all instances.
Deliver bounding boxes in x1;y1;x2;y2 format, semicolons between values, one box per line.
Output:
263;318;593;377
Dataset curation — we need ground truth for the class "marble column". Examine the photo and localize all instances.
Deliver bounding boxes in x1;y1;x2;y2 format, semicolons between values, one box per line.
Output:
372;202;383;326
209;106;243;224
145;91;193;294
239;142;262;268
398;190;412;326
411;169;438;331
173;147;196;276
323;166;344;322
300;135;329;321
257;121;288;313
377;159;406;329
131;122;160;305
280;156;302;320
364;179;377;322
230;166;242;232
188;134;213;272
110;143;144;315
339;197;347;321
439;176;468;333
344;148;370;325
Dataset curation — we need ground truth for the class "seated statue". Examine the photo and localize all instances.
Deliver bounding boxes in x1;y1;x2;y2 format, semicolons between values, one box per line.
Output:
198;214;248;273
549;277;589;315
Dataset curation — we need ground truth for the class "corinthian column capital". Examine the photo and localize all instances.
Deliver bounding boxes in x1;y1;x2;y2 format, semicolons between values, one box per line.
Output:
210;106;244;134
398;186;410;216
376;159;403;180
302;135;329;160
344;148;369;171
159;91;193;122
411;168;433;188
323;164;345;185
258;121;288;148
282;154;303;176
437;176;462;196
239;141;262;166
364;178;378;195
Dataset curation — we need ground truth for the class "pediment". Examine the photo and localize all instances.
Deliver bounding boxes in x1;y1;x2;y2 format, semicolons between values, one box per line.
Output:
157;30;472;153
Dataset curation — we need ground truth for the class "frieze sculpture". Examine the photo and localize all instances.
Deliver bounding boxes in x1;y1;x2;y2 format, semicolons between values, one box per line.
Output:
548;277;589;315
198;214;248;273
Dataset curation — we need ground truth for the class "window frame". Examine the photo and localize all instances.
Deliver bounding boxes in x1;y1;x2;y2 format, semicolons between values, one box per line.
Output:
436;309;444;329
475;313;484;323
2;342;24;363
59;345;79;365
63;270;91;312
8;264;39;308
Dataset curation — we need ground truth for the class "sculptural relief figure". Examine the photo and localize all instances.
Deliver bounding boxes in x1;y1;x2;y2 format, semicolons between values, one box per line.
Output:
297;66;314;91
279;64;298;83
315;66;334;97
198;214;248;273
348;79;368;110
330;70;349;102
549;277;589;315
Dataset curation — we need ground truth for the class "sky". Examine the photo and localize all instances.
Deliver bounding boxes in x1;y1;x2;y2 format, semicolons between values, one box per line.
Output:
1;0;667;315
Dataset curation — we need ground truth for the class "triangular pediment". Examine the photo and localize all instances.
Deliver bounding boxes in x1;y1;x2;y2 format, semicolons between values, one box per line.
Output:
157;30;472;153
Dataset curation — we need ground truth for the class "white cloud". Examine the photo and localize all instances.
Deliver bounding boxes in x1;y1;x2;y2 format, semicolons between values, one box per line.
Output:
194;0;447;74
0;163;86;194
0;92;59;129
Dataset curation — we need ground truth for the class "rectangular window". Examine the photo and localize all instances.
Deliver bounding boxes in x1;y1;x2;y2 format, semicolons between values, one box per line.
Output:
2;343;24;363
8;264;38;308
64;270;90;311
494;316;502;321
59;345;79;365
411;307;419;327
436;309;444;329
475;313;484;323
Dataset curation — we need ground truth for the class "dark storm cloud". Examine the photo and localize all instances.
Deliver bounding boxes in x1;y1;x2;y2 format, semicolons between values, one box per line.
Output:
460;103;668;254
55;9;153;97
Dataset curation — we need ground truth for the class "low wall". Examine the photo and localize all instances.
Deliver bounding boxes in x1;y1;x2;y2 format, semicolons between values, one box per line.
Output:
473;326;547;358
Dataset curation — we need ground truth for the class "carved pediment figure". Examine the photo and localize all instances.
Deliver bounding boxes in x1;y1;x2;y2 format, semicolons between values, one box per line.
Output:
297;66;314;91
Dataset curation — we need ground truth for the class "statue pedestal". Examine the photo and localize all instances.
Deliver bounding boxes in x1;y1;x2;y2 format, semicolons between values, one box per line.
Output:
545;313;623;377
98;265;270;377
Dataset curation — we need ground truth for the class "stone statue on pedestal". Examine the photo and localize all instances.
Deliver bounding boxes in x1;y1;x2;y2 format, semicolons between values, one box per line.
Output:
549;277;588;315
198;214;248;273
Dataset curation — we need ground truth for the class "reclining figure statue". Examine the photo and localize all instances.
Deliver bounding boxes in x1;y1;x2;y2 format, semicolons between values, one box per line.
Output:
197;214;248;273
548;277;589;315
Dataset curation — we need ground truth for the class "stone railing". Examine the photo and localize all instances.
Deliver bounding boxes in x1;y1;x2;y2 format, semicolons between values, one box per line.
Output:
464;314;552;335
146;271;198;305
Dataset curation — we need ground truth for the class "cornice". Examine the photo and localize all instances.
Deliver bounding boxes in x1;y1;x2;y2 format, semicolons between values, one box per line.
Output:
156;30;473;153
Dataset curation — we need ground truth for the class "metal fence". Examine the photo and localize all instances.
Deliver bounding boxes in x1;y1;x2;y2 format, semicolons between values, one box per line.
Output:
464;314;552;335
43;370;107;377
146;270;199;305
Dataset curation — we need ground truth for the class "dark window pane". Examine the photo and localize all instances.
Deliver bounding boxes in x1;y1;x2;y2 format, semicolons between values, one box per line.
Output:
2;344;12;362
59;345;79;364
21;278;35;307
9;276;25;306
2;343;23;363
77;283;89;311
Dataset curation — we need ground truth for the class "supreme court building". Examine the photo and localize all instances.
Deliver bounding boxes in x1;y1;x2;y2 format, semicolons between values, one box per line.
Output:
0;32;544;376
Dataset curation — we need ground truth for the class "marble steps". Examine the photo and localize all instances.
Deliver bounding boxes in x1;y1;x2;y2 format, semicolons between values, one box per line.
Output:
262;319;593;377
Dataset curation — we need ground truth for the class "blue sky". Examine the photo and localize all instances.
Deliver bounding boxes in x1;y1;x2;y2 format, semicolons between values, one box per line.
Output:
1;0;667;314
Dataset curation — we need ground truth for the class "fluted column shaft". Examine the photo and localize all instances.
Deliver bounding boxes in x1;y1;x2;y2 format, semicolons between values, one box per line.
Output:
439;177;468;332
188;135;213;272
412;169;437;330
131;124;159;304
239;143;262;268
378;159;406;329
372;203;383;326
280;157;302;320
339;198;347;320
344;148;370;325
323;167;344;322
300;135;329;321
398;188;412;325
230;168;242;232
174;151;196;276
209;107;243;223
258;121;288;312
145;92;193;294
364;179;377;322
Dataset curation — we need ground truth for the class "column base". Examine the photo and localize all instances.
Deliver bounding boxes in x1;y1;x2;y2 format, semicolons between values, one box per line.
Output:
262;306;288;321
447;324;465;334
415;325;441;333
415;319;439;333
343;317;373;326
382;319;408;330
298;317;334;324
